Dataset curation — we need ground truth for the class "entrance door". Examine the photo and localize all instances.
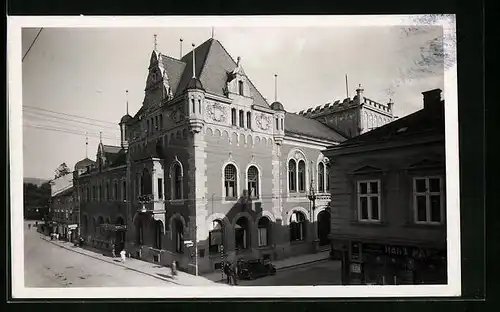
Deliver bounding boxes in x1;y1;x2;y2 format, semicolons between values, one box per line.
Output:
317;210;331;246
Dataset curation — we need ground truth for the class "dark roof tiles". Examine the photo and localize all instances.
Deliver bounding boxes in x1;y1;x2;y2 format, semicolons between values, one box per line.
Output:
285;112;346;142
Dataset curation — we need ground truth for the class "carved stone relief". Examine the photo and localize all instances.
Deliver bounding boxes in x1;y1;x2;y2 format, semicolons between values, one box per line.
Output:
256;113;272;131
205;101;228;123
167;105;185;124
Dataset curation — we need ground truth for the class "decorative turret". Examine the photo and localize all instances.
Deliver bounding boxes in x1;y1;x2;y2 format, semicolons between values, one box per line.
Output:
119;90;132;149
272;74;285;145
186;43;205;134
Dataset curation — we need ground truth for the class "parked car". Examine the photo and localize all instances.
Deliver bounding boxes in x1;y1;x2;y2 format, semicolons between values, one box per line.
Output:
237;259;277;280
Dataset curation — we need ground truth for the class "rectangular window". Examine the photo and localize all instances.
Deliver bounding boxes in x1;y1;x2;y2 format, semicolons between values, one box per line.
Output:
413;177;443;224
239;110;245;128
257;227;268;247
113;182;118;201
231;109;237;126
246;112;251;129
159;114;163;130
357;180;381;222
238;81;244;96
276;118;279;130
155;116;158;131
158;178;163;199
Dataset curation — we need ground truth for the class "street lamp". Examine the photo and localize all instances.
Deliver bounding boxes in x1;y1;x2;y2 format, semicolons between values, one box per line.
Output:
308;179;319;250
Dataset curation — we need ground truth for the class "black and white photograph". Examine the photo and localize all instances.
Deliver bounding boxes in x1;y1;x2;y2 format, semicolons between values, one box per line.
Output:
8;15;460;298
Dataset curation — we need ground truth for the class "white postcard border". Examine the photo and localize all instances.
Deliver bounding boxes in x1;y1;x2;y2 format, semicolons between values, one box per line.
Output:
8;15;460;299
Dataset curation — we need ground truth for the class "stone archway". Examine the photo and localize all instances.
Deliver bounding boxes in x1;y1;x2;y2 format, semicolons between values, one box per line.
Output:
317;210;331;246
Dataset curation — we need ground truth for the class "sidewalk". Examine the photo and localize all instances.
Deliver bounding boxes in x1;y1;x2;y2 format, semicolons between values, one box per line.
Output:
40;235;227;287
202;250;331;283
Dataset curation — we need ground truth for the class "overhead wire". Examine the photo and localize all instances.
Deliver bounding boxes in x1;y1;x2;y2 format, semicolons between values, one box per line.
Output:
23;109;119;130
22;28;43;62
23;105;119;126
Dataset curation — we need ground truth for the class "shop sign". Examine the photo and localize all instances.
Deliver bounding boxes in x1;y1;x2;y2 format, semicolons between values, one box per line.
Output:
68;224;78;230
363;243;443;261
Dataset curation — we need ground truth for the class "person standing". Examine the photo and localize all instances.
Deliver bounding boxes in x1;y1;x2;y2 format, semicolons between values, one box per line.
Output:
224;262;231;284
231;262;238;285
111;243;116;258
120;249;126;263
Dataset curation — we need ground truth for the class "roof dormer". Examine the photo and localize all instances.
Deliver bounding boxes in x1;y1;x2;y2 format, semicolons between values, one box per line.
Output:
225;56;251;97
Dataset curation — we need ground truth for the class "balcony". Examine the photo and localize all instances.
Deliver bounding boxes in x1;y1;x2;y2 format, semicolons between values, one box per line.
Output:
137;194;166;214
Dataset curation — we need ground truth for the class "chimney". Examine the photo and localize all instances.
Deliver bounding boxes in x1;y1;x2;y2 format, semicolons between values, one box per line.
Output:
422;88;442;110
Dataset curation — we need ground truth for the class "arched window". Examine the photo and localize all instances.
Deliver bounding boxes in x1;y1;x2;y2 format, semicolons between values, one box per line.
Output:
235;217;249;250
318;163;325;192
238;80;244;96
288;159;297;192
224;164;238;199
172;163;183;200
209;220;223;253
289;211;306;241
247;166;259;199
174;219;184;253
298;160;306;192
257;217;271;247
154;221;163;249
325;165;330;190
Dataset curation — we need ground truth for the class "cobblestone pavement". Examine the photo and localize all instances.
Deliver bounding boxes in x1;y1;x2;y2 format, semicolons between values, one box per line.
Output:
24;225;174;287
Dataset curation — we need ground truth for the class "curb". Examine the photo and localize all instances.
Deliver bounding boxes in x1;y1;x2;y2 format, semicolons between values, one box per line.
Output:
276;258;330;272
40;236;185;286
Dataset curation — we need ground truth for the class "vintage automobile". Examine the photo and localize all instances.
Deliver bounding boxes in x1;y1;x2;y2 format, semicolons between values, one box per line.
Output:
237;259;277;280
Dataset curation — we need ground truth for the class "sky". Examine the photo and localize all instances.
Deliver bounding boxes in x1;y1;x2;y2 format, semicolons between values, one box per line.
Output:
21;21;448;180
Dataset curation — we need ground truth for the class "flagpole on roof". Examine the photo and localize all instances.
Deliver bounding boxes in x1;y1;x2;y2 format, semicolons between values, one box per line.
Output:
192;43;196;78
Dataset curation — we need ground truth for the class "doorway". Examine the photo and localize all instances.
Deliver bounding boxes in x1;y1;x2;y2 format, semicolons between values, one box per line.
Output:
317;210;331;246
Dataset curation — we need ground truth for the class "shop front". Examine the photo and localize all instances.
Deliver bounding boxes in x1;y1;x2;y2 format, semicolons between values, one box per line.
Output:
338;240;447;285
101;223;127;252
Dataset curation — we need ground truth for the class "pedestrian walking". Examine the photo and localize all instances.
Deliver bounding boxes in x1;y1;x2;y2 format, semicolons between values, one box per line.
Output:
120;249;126;263
230;262;238;286
224;262;231;284
28;224;31;230
171;260;178;278
111;243;116;258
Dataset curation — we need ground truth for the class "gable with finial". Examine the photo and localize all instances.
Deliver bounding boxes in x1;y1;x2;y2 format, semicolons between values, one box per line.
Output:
225;56;250;96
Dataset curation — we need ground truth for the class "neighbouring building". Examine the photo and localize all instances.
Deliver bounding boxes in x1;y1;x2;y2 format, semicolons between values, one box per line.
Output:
323;88;447;285
50;173;79;241
76;37;394;274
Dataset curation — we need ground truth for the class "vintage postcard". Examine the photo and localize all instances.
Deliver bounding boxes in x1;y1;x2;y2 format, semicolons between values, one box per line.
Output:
8;15;459;298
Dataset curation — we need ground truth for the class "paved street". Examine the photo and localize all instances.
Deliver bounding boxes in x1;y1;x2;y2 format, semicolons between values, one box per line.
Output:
237;260;342;286
24;222;173;287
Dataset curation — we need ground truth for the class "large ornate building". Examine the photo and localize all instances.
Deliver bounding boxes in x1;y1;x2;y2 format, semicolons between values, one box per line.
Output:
75;37;394;274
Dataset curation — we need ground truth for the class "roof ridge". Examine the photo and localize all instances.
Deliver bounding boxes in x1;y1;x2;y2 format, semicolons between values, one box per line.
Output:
197;39;215;80
161;54;186;64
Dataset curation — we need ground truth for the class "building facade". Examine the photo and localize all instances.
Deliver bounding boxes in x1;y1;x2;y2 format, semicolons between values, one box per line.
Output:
50;173;78;241
323;89;447;285
76;37;394;274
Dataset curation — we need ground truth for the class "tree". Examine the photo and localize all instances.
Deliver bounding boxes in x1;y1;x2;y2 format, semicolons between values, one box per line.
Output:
54;162;71;179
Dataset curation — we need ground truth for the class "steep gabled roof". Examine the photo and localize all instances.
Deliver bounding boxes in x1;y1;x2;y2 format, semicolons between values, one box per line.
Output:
173;38;270;108
102;145;122;155
160;55;186;95
285;112;346;142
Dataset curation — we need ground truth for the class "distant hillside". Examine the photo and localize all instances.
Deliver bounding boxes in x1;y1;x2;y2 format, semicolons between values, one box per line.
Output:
24;177;50;186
